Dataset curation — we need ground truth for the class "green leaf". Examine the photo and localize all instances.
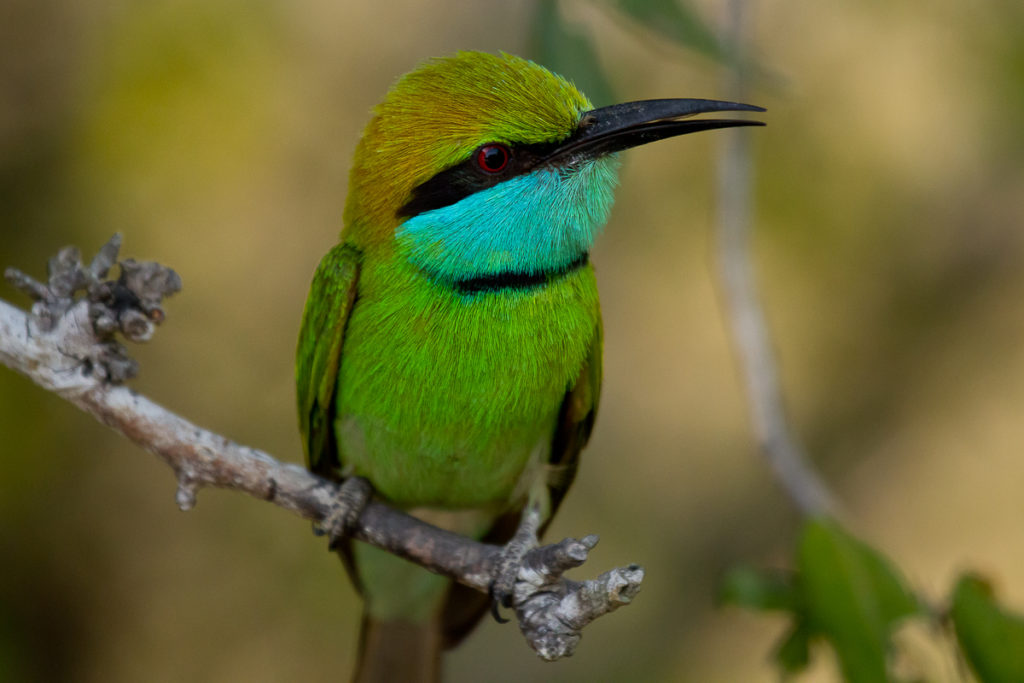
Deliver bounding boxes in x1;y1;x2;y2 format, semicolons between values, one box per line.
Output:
951;573;1024;683
529;0;616;107
797;518;921;683
775;621;813;674
719;564;799;612
607;0;725;62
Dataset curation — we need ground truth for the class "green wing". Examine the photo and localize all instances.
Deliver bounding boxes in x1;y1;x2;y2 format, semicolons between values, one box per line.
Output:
547;318;603;516
295;243;361;477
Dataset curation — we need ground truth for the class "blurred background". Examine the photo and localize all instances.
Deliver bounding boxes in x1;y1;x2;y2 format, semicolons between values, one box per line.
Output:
2;0;1023;680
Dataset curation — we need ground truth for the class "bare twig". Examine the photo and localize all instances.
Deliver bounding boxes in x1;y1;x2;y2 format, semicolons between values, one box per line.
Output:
714;0;838;516
0;235;642;660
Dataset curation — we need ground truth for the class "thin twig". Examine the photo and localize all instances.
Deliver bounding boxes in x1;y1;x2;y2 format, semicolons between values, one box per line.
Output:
714;0;838;516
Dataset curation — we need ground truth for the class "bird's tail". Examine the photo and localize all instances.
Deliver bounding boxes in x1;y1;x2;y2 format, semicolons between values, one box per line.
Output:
353;611;442;683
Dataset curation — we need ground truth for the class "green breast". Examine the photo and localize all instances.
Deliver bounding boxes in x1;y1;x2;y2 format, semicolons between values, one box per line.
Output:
335;250;600;509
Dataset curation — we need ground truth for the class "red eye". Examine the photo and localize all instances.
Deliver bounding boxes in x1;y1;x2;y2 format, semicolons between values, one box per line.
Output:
476;144;510;173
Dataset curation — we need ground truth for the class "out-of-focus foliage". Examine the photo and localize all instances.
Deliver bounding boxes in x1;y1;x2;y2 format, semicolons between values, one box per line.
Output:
720;564;798;613
608;0;723;61
2;0;1024;681
952;574;1024;683
724;519;922;681
530;0;616;107
796;520;920;681
725;521;1024;681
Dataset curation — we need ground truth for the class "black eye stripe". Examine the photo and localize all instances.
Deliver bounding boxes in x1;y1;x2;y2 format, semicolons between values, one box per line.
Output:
397;140;563;219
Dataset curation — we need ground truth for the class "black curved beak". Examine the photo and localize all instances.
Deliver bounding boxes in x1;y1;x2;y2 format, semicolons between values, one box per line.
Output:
544;98;765;163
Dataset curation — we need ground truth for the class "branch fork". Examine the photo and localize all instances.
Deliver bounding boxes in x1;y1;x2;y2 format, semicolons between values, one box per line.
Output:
0;235;643;661
513;534;644;660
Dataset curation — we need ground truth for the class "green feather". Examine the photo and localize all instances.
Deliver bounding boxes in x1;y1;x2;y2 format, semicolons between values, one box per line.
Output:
295;243;360;476
336;251;600;507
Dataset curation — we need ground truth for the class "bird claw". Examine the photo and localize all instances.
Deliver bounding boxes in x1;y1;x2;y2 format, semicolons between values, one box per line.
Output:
489;544;528;622
489;503;543;621
320;476;372;547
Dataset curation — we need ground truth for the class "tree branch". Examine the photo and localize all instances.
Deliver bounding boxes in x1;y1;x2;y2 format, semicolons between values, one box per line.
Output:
0;235;642;661
714;0;839;517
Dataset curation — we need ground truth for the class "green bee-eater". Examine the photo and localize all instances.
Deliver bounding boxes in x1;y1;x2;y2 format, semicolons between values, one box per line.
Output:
296;51;762;682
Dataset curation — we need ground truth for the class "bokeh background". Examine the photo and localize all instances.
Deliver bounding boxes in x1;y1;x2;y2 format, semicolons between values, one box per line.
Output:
2;0;1023;680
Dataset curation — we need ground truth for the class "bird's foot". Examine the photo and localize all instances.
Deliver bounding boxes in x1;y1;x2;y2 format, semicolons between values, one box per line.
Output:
490;503;543;622
318;476;372;548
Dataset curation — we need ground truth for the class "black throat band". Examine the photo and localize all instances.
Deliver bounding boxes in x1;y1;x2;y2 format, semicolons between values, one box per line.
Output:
452;253;589;295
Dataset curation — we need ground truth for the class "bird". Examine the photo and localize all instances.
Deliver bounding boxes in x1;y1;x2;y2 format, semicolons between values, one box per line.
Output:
295;50;763;683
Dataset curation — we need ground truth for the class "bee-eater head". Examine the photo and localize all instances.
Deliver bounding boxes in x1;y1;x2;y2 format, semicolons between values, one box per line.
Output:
344;51;762;287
